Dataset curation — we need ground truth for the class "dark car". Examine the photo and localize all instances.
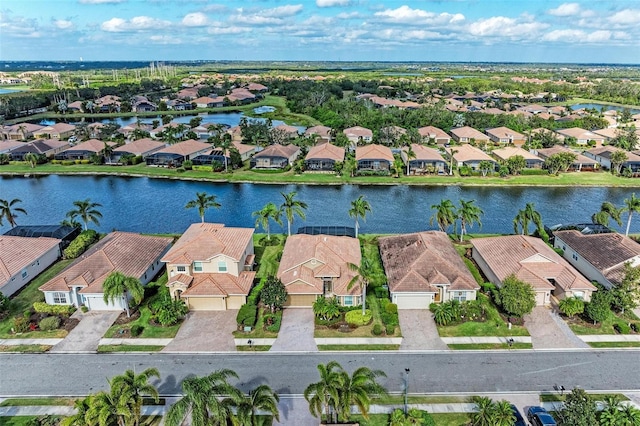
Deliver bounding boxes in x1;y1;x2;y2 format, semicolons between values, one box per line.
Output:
510;404;526;426
527;406;557;426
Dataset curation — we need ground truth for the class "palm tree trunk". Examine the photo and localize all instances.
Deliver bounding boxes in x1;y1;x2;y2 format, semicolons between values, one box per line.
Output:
201;214;204;223
362;284;366;316
287;220;291;236
626;213;633;236
267;222;271;241
355;219;359;238
459;222;465;243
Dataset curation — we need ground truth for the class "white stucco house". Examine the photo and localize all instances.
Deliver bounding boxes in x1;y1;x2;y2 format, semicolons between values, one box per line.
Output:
0;236;61;297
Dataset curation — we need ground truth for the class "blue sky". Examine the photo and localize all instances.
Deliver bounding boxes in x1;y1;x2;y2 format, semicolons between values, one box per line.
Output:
1;0;639;63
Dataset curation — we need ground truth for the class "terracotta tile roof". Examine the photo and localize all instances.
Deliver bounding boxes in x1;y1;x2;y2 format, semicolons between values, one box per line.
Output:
585;146;640;163
407;144;445;162
274;124;300;135
379;231;479;293
0;141;27;152
67;139;117;153
450;126;490;141
556;127;605;141
155;139;211;156
232;141;256;156
0;236;60;284
305;125;333;138
162;223;254;264
445;144;494;163
534;146;596;164
356;144;394;162
277;234;361;296
343;126;373;138
178;271;255;296
491;146;542;162
114;138;165;155
305;143;345;162
39;232;172;294
486;126;525;140
471;235;595;292
591;128;620;140
417;126;450;141
253;143;299;159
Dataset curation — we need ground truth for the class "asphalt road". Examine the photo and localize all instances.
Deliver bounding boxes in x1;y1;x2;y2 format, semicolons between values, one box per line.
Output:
1;351;639;397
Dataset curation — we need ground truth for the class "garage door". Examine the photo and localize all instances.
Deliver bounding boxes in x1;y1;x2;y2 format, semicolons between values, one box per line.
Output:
285;294;317;307
226;296;245;310
188;297;225;311
535;291;547;306
394;294;432;310
86;295;120;311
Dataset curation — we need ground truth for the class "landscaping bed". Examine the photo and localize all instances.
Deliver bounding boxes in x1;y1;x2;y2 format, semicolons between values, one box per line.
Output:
314;295;401;338
566;311;640;335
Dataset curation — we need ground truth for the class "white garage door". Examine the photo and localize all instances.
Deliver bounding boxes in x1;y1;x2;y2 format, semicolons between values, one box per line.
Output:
393;294;432;310
86;295;119;311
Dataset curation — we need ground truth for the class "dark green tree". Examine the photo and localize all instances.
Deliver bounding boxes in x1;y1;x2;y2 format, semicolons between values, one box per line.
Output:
556;388;597;426
497;275;536;317
260;276;288;313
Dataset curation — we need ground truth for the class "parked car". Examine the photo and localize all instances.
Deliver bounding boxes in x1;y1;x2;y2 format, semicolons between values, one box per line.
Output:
510;404;526;426
528;406;557;426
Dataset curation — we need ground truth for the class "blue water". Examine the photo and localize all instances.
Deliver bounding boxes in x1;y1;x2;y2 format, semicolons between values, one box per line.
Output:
253;106;276;114
0;88;22;95
570;103;640;114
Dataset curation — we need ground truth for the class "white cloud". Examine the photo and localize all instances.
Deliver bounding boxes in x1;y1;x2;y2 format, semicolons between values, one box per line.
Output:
542;29;629;43
468;16;547;38
230;4;303;26
336;12;359;19
182;12;208;27
149;35;182;45
101;16;171;32
548;3;581;17
79;0;126;4
260;5;304;18
374;6;464;26
608;9;640;25
53;19;74;30
207;25;252;35
316;0;350;7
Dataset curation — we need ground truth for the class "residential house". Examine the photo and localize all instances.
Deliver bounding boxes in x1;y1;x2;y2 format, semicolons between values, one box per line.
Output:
592;128;621;142
2;123;44;141
39;232;172;311
131;96;157;112
379;231;479;309
193;96;225;108
246;83;268;93
491;146;544;168
378;126;406;145
33;123;76;140
54;139;117;161
0;236;61;297
150;122;186;139
273;124;300;140
0;141;26;155
163;223;255;310
250;144;300;169
145;139;211;167
553;231;640;289
445;144;496;171
584;146;640;172
343;126;373;146
67;101;84;113
418;126;450;145
472;235;596;305
402;144;447;175
450;126;491;144
305;142;345;172
277;234;361;307
119;122;152;139
232;141;257;161
305;125;333;143
485;127;526;147
4;224;80;250
95;95;121;113
227;88;256;104
356;144;394;173
8;139;70;161
165;99;195;111
532;146;598;171
176;88;200;100
556;128;606;147
112;138;165;162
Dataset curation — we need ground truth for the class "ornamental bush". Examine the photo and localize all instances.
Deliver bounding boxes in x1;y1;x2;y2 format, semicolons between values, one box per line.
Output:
130;324;144;337
372;323;383;336
385;303;398;314
13;316;30;333
264;312;282;333
33;302;75;316
385;324;395;335
63;230;98;259
236;303;257;327
38;316;61;331
345;309;372;326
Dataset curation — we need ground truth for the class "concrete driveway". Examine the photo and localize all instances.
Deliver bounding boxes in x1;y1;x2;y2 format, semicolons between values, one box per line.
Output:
524;306;589;349
162;310;237;352
270;308;317;352
50;311;120;353
399;310;449;350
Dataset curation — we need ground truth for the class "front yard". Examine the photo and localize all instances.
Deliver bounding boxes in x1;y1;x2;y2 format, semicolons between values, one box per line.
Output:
566;310;640;335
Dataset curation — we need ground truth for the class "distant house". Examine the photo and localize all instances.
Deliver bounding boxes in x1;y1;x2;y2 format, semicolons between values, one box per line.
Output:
227;88;256;104
556;128;606;147
277;234;361;307
592;128;621;142
193;96;225;108
343;126;373;146
472;235;596;305
418;126;450;145
145;139;211;167
532;146;597;171
163;223;255;311
119;122;152;139
112;138;165;162
485;127;526;147
583;146;640;172
67;101;84;113
95;95;121;113
402;144;447;175
445;144;496;171
379;231;480;309
450;126;490;144
232;141;257;161
0;141;27;155
33;123;76;140
54;139;117;161
305;125;333;143
1;123;44;141
273;124;300;140
356;144;394;173
553;231;640;289
131;96;157;112
8;139;69;161
491;146;544;168
0;236;61;297
246;83;268;93
39;232;172;311
250;143;300;169
4;224;80;250
305;143;345;172
150;122;186;139
166;99;194;111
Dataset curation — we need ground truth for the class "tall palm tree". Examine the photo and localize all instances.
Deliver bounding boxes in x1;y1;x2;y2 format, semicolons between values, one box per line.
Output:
61;396;94;426
430;199;456;233
252;202;282;241
457;199;483;242
347;257;376;316
304;361;345;424
336;367;387;422
623;193;640;236
166;369;243;426
592;201;623;227
86;385;132;426
185;192;221;223
232;384;280;426
492;400;516;426
215;133;233;172
348;195;372;238
67;198;102;230
101;142;114;163
448;148;458;175
279;191;308;236
513;202;542;235
0;198;27;228
405;144;416;176
110;368;160;426
24;152;39;169
469;396;496;426
102;272;144;317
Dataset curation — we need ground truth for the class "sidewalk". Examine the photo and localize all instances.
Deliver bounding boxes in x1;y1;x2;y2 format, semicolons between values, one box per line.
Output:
579;334;640;342
0;339;63;346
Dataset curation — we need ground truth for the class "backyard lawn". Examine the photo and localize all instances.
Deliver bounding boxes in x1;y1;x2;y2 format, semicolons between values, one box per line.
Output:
253;234;284;279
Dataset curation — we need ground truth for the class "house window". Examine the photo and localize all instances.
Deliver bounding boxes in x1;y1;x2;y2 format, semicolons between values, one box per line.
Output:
343;296;353;306
452;291;467;302
53;292;67;304
177;266;186;272
194;262;203;272
21;270;28;279
572;253;578;261
573;291;585;300
218;261;227;272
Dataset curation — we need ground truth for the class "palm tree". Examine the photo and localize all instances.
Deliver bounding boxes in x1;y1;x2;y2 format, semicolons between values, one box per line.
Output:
166;369;243;426
102;272;144;317
24;152;39;168
185;192;221;223
469;396;496;426
0;198;27;228
215;133;233;172
232;384;280;426
86;385;131;426
457;199;483;242
110;368;160;426
600;395;624;426
492;400;516;426
347;257;376;316
448;148;458;175
279;191;308;236
101;142;114;164
513;202;543;235
348;195;372;238
252;202;282;241
304;361;345;424
623;193;640;236
430;199;456;233
61;396;94;426
592;201;623;227
66;198;102;230
336;367;387;422
405;144;416;176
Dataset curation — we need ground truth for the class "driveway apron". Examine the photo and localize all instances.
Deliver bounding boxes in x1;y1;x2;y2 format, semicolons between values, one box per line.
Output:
50;311;121;353
524;306;589;349
162;311;237;352
270;308;317;352
398;310;449;350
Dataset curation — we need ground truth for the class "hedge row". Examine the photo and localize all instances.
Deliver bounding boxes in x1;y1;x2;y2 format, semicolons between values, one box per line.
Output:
63;230;98;259
236;303;257;327
33;302;75;316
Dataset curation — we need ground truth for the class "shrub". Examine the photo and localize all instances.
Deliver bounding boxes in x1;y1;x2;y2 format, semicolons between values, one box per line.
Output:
182;160;193;170
13;316;30;333
345;309;372;326
260;276;287;312
480;282;496;293
237;304;258;327
81;306;88;313
130;324;144;337
374;287;389;299
379;298;390;310
33;302;75;316
247;278;266;306
372;323;383;336
38;316;61;331
264;312;282;333
155;298;188;326
380;311;399;326
559;296;585;318
385;324;395;335
585;291;612;324
385;303;398;314
0;293;10;315
63;230;98;259
614;322;631;334
176;167;186;173
497;275;536;317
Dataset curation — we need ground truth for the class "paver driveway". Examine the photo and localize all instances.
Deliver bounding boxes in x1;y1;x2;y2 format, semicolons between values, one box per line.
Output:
270;308;317;352
399;310;449;350
524;306;589;349
50;311;120;353
162;310;237;352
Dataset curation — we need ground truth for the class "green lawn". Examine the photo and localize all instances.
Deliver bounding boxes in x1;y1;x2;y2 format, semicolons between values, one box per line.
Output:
588;341;640;348
317;344;400;351
0;345;52;353
0;398;75;407
374;395;469;404
351;413;471;426
253;236;284;279
0;417;42;426
540;393;628;402
448;343;533;350
236;345;271;351
568;311;640;335
97;345;164;353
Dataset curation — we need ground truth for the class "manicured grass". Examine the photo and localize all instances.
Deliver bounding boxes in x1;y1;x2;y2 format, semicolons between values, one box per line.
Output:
540;393;628;402
588;341;640;348
0;345;52;353
0;398;75;407
448;343;533;350
0;417;42;426
97;345;164;353
236;345;271;351
568;311;640;335
317;344;400;351
374;395;469;404
232;308;280;339
351;413;471;426
253;238;284;279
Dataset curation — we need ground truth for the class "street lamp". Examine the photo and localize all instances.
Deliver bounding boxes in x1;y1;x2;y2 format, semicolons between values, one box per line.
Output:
404;368;410;415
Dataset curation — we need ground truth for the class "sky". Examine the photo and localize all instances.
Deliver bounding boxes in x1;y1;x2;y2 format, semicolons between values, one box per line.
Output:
1;0;639;64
